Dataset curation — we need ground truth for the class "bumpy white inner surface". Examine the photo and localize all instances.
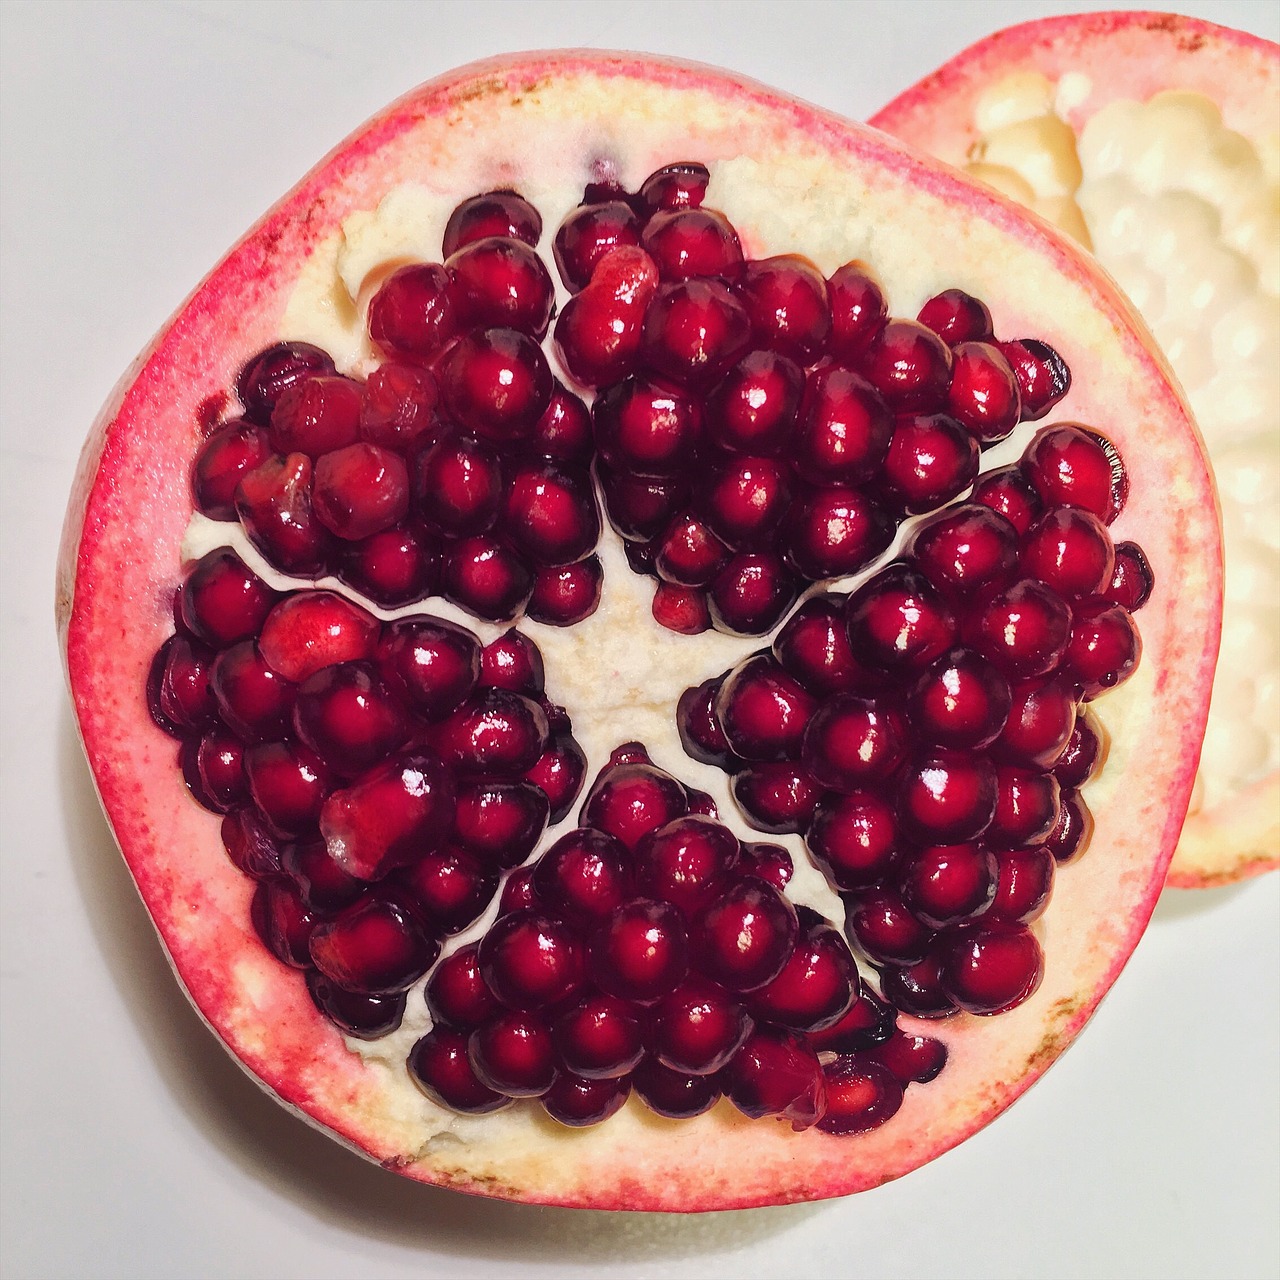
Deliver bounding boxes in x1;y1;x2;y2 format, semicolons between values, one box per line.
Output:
965;76;1280;813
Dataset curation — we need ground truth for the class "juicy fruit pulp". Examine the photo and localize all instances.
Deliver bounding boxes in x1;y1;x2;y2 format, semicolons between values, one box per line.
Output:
870;11;1279;889
60;52;1220;1209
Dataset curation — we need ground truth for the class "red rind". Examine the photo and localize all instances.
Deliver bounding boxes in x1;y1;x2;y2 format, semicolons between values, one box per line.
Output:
58;51;1220;1209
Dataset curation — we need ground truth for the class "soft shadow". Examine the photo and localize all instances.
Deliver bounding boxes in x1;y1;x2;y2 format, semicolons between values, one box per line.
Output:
1150;879;1252;925
58;711;818;1260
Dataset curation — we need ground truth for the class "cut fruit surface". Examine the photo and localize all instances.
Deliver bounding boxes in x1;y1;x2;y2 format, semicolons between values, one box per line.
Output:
59;51;1220;1210
871;11;1278;888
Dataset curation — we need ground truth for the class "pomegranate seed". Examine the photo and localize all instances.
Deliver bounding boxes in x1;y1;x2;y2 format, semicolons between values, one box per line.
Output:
439;327;552;442
827;263;888;357
1021;507;1116;600
532;828;633;924
908;503;1019;602
501;459;600;567
654;514;730;587
192;419;272;519
235;452;332;576
311;443;410;541
794;366;892;485
258;591;379;683
408;1027;511;1114
1105;541;1155;611
652;582;712;634
597;466;688;541
772;594;874;696
524;734;587;824
1045;792;1094;863
868;1031;948;1085
906;648;1011;750
554;245;658;388
879;955;960;1020
676;678;737;768
442;535;535;623
150;633;217;733
526;381;594;464
1021;423;1125;522
971;465;1044;536
582;759;689;851
309;890;440;994
735;255;831;362
335;521;441;607
554;200;643;292
987;765;1061;847
946;341;1021;443
377;616;480;720
724;1027;825;1130
896;750;998;845
237;341;336;424
244;739;333;837
291;661;409;777
542;1072;631;1127
1062;601;1142;697
307;971;406;1040
396;846;497;935
221;808;284;880
694;878;798;992
632;1057;721;1118
697;455;791;550
280;837;363;912
917;288;993;343
427;943;500;1030
318;751;455;880
750;913;859;1033
432;688;549;778
857;318;953;411
993;677;1079;769
642;207;743;280
453;779;550;868
588;897;690;1003
415;431;504;536
845;887;936;966
442;189;542;258
642;279;752;389
367;264;459;362
635;814;740;913
212;640;296;742
650;979;752;1074
498;867;538;915
250;878;318;968
478;909;583;1010
732;761;823;833
879;411;979;514
706;551;798;636
817;1057;903;1135
1054;709;1107;789
801;696;908;791
639;161;709;212
706;349;804;455
898;842;997;928
737;841;794;891
269;375;362;456
939;924;1044;1015
446;236;555;338
965;578;1072;678
528;557;603;625
478;629;543;694
552;991;644;1079
186;730;247;812
845;564;956;673
179;548;279;649
593;374;703;478
806;790;899;890
988;846;1056;924
468;1009;557;1096
359;362;440;453
996;337;1070;420
809;989;895;1051
714;653;816;762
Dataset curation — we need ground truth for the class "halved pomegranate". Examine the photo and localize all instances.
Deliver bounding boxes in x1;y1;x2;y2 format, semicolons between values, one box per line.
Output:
871;12;1277;889
58;52;1219;1209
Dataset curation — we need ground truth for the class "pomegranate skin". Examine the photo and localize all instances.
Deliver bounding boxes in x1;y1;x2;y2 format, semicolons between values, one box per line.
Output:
59;49;1222;1212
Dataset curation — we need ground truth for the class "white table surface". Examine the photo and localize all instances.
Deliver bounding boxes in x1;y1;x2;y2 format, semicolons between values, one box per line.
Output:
3;2;1278;1277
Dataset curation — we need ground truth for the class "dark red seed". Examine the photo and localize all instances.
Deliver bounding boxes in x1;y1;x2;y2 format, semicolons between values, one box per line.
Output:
642;207;743;281
524;734;587;824
532;828;633;924
706;349;804;455
367;264;459;362
946;341;1021;443
245;739;333;838
1021;423;1125;522
649;979;753;1074
439;327;552;442
415;431;504;536
857;319;953;411
750;914;859;1033
250;879;318;968
879;411;979;514
312;443;410;542
895;750;998;845
542;1072;631;1127
898;842;998;929
907;502;1020;602
735;254;832;363
917;288;993;343
827;263;888;358
221;807;284;881
179;548;279;650
988;846;1056;924
593;374;703;479
309;891;440;994
442;189;542;258
1044;792;1094;864
965;578;1073;679
446;236;555;338
723;1027;825;1130
292;660;409;777
987;765;1061;848
269;375;362;456
397;846;498;935
677;678;738;769
554;200;643;293
632;1057;721;1118
731;762;824;835
939;924;1044;1015
468;1009;557;1096
307;971;406;1040
1021;508;1116;600
714;653;816;762
1105;541;1155;611
996;337;1070;420
589;898;690;1004
635;814;740;914
408;1027;511;1114
971;465;1044;536
1062;601;1142;698
582;761;689;851
808;989;895;1053
642;279;752;390
652;582;712;634
359;363;441;453
907;648;1011;750
335;521;440;608
552;992;645;1079
801;696;908;792
817;1057;903;1135
280;837;363;912
772;593;876;696
237;342;337;425
845;887;935;967
1053;709;1107;789
879;955;960;1020
694;878;798;993
235;452;332;576
805;790;898;891
793;366;892;486
442;535;535;623
993;677;1079;769
638;161;710;212
845;563;956;673
478;909;584;1010
192;420;272;519
426;943;499;1030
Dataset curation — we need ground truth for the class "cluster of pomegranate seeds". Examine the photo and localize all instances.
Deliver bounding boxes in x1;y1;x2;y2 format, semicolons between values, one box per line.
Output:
543;164;1070;636
148;560;586;1037
408;745;945;1133
160;163;1152;1141
193;189;603;626
680;420;1148;1018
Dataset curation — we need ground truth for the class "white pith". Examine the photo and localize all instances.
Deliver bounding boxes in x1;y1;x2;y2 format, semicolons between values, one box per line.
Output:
963;74;1279;816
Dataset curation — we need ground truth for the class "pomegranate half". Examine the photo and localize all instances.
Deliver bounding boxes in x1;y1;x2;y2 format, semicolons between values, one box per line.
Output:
57;52;1220;1209
872;11;1278;889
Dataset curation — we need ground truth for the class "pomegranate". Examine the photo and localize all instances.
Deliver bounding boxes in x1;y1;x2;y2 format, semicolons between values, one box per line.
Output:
59;53;1220;1209
871;11;1278;889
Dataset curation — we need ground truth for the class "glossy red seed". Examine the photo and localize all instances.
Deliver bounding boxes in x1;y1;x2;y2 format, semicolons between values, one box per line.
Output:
442;189;542;258
827;262;888;358
642;207;743;281
408;1027;511;1114
805;790;899;891
237;342;337;424
258;591;379;683
192;420;273;519
478;909;584;1010
946;341;1021;442
694;878;798;993
309;891;440;994
706;349;804;455
552;992;645;1079
179;548;279;649
735;254;831;363
367;264;459;362
208;640;290;741
895;750;998;845
898;842;998;929
468;1009;557;1096
817;1057;903;1135
714;653;816;762
635;814;740;914
235;452;332;576
917;288;993;343
589;898;690;1003
939;924;1044;1015
650;979;753;1074
724;1027;826;1131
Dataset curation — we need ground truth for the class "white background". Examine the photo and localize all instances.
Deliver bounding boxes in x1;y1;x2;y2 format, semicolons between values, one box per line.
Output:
2;2;1278;1277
